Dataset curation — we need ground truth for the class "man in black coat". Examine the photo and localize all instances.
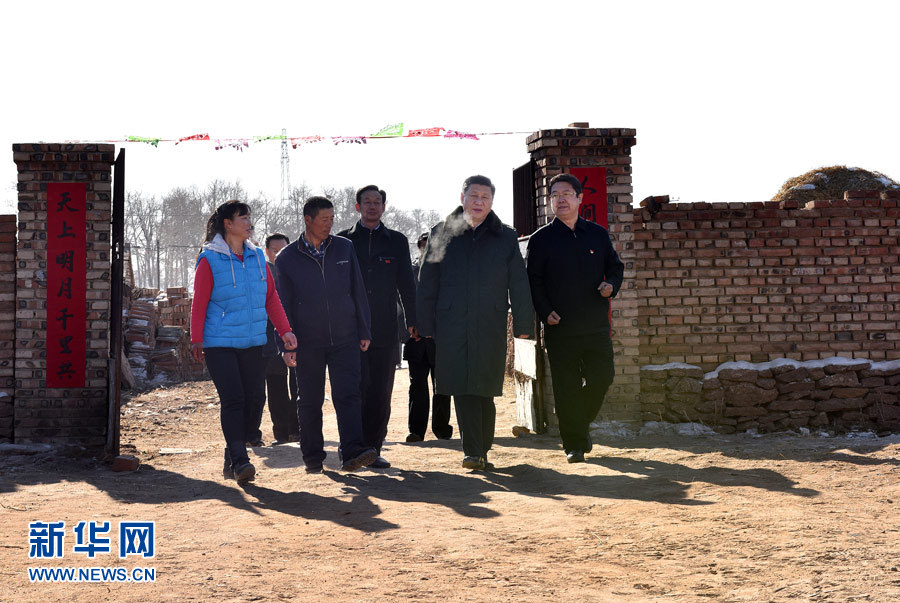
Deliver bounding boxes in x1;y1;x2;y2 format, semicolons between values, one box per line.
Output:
418;175;535;471
274;196;377;473
526;173;625;463
337;185;417;469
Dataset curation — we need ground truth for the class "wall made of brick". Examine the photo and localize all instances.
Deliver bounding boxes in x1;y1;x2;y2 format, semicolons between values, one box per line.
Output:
634;193;900;372
13;143;115;445
0;215;16;441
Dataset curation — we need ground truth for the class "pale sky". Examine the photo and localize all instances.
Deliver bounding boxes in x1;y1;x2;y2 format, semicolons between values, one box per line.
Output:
2;0;898;226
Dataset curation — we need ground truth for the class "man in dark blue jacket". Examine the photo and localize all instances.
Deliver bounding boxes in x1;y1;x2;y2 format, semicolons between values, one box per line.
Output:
274;196;377;473
338;185;417;469
526;173;625;464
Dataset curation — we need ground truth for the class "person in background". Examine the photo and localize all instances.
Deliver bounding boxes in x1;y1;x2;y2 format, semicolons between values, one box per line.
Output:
260;232;300;446
274;196;377;473
337;185;417;469
404;232;453;443
190;200;297;483
526;173;624;463
417;175;534;471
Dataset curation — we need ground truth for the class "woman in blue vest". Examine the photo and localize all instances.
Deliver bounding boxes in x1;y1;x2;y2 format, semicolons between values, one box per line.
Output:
190;200;297;483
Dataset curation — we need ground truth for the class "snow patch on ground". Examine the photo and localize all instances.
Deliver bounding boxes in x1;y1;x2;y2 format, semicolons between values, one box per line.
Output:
641;362;701;371
701;356;872;380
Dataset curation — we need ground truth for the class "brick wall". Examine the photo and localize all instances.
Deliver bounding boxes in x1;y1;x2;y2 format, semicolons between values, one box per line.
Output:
525;126;640;423
634;193;900;371
13;143;115;445
0;215;15;441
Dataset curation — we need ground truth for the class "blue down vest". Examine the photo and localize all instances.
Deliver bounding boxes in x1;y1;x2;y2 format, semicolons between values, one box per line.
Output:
197;235;268;349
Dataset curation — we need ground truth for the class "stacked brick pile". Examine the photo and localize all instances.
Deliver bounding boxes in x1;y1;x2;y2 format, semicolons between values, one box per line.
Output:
634;191;900;370
158;286;190;327
641;358;900;433
0;215;15;441
525;125;640;423
124;294;158;376
123;287;204;383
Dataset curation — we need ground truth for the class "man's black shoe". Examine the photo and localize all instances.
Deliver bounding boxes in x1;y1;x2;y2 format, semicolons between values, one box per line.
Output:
246;439;265;447
341;449;377;472
566;451;586;464
405;433;424;443
305;464;323;474
233;462;256;483
369;456;391;469
434;428;453;440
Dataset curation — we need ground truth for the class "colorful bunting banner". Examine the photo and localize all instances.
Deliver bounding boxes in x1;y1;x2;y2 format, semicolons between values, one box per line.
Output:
253;134;287;143
291;135;325;149
176;133;210;144
371;123;404;137
89;126;527;149
444;129;479;140
331;136;367;146
127;135;161;147
406;127;444;137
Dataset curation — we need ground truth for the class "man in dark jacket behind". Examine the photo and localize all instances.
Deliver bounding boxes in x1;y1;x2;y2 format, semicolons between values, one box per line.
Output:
260;232;299;446
526;173;624;463
404;233;453;442
274;196;377;473
417;175;535;471
337;185;417;469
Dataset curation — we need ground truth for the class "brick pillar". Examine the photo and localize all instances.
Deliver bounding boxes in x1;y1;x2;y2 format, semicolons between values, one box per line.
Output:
0;215;15;441
525;126;641;423
13;143;115;445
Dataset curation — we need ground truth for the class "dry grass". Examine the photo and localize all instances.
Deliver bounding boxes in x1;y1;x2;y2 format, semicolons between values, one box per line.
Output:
772;165;900;202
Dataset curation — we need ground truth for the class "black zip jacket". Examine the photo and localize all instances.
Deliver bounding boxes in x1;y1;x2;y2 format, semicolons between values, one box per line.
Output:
526;217;624;339
273;235;371;350
337;221;416;348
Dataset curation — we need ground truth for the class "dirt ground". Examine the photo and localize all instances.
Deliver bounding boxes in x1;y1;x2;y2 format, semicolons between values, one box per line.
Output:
2;370;899;602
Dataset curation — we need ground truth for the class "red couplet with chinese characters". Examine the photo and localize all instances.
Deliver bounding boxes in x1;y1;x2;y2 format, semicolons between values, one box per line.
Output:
567;167;608;228
46;183;87;387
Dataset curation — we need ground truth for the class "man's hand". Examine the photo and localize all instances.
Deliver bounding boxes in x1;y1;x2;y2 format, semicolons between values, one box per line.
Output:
360;339;371;352
191;342;204;363
598;282;614;298
281;331;297;350
408;326;420;341
546;310;561;325
283;351;297;367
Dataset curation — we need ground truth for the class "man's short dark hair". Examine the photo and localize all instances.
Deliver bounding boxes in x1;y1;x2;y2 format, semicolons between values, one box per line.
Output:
549;173;583;196
356;185;386;204
417;232;429;249
265;232;290;248
303;196;334;218
462;175;495;197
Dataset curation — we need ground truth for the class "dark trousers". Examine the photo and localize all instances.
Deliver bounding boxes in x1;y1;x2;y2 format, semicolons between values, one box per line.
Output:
405;338;452;439
360;344;399;454
453;394;495;459
204;346;267;469
545;333;615;454
296;340;368;467
265;357;299;441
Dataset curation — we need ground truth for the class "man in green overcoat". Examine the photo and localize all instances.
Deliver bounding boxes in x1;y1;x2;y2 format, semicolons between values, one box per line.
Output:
417;175;535;470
